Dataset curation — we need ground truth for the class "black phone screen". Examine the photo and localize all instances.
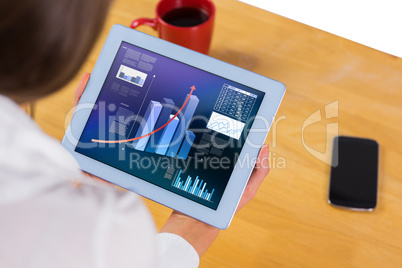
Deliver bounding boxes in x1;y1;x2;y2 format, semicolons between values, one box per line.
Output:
329;136;379;210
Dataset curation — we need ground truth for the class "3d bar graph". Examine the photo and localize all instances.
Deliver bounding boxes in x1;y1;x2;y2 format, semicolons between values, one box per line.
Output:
132;101;162;151
166;94;199;157
131;92;198;160
176;131;196;159
173;170;215;201
145;98;175;153
154;115;180;155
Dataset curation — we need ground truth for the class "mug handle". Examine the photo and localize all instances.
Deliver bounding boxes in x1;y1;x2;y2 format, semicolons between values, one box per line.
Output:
130;18;157;30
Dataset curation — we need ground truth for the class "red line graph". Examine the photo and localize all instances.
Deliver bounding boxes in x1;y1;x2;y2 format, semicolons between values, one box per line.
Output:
91;85;196;144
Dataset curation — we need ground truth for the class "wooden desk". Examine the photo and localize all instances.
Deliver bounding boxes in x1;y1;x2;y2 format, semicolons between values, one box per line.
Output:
35;0;402;266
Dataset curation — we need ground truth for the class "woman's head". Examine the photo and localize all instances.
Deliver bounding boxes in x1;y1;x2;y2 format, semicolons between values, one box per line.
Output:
0;0;111;103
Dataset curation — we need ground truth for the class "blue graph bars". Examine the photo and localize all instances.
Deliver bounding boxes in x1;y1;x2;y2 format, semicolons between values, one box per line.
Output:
117;65;147;87
145;98;175;153
173;170;215;201
176;131;195;159
118;72;145;87
166;94;199;157
154;115;180;155
131;92;199;160
132;101;162;151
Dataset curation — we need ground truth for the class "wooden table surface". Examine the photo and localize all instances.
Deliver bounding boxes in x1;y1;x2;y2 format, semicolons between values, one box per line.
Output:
35;0;402;267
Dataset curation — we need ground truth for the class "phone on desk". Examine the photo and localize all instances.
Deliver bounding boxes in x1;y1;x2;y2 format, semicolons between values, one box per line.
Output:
328;136;379;211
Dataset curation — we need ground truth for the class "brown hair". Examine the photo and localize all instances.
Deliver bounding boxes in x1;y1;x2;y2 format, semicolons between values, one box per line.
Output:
0;0;111;103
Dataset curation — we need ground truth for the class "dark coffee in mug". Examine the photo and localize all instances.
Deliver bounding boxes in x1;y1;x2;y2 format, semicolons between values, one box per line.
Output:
130;0;215;54
162;7;209;27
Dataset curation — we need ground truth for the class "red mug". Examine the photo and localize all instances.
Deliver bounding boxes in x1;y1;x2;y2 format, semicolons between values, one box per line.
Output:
130;0;215;54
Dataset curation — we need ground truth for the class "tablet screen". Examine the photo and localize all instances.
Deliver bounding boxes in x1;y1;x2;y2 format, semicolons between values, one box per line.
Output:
75;41;265;209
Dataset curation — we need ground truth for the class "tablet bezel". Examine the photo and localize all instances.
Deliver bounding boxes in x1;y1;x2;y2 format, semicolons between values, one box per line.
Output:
62;24;285;229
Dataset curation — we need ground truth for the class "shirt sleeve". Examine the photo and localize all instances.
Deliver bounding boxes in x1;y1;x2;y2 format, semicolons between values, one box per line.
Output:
156;233;200;268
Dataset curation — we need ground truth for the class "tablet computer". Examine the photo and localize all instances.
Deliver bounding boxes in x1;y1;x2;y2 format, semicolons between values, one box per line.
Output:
62;24;285;229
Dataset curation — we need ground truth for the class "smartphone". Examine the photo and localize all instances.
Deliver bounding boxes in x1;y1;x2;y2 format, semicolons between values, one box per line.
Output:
328;136;379;211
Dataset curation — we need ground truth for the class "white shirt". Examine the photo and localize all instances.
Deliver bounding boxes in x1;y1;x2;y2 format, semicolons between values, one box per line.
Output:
0;95;199;268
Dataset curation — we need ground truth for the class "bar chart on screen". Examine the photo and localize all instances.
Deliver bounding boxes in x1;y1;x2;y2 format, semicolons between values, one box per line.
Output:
173;169;215;202
91;85;198;156
116;64;147;87
131;89;199;160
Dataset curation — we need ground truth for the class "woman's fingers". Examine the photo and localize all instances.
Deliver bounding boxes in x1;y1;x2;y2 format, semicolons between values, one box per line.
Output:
73;73;91;107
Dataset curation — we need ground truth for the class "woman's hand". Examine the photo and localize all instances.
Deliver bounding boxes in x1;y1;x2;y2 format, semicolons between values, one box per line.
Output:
236;144;270;212
74;73;91;107
160;145;270;257
72;73;112;186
